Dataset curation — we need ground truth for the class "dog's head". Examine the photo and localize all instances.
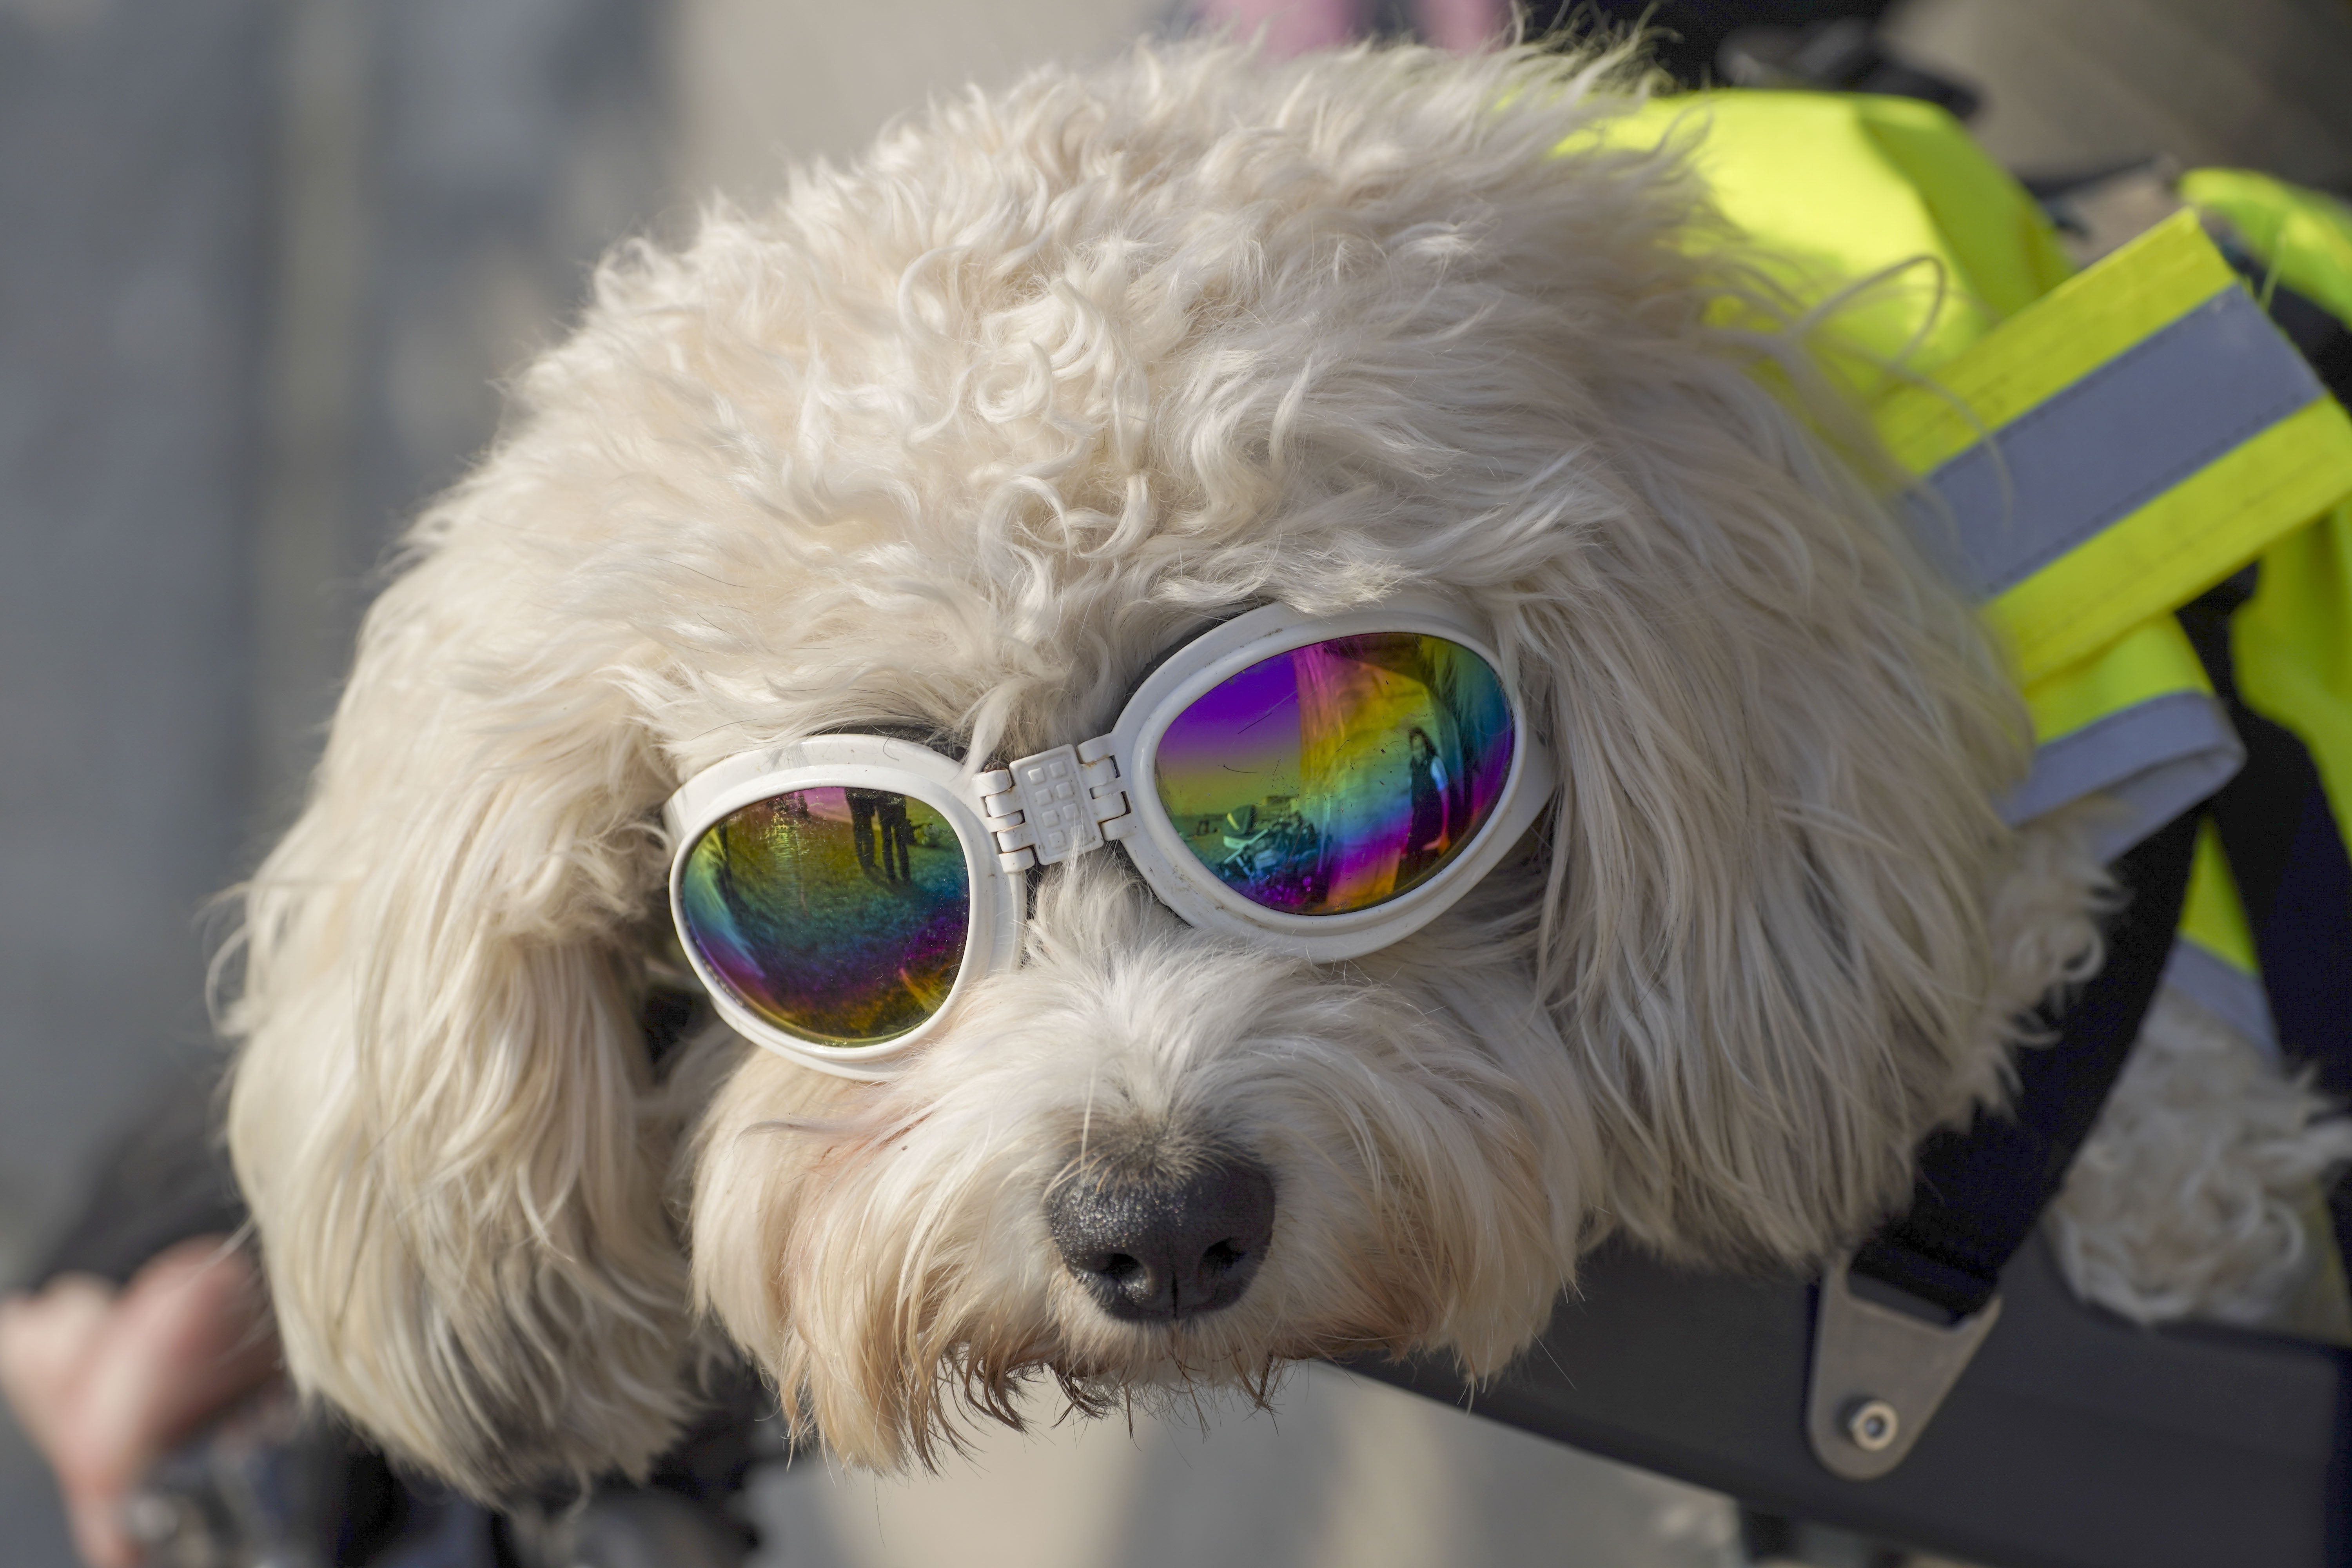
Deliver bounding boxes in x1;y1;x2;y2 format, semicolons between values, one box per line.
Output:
225;40;2062;1493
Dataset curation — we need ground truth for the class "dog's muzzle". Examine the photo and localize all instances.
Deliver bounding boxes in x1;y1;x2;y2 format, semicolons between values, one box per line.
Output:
1046;1148;1276;1322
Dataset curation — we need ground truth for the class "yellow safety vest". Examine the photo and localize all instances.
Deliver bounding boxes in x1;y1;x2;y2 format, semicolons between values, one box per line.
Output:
1593;92;2352;1052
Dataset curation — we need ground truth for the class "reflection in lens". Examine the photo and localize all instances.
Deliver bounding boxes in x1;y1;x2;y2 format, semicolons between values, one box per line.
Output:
677;788;968;1046
1152;633;1514;915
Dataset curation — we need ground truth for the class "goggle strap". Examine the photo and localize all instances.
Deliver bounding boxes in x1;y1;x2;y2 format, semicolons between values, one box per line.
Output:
976;735;1133;873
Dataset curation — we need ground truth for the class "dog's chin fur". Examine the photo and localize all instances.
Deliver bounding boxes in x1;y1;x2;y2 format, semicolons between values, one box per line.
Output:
217;35;2343;1498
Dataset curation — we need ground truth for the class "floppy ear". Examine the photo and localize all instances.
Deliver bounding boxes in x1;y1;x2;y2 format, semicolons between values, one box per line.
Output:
224;476;692;1498
1512;322;2078;1265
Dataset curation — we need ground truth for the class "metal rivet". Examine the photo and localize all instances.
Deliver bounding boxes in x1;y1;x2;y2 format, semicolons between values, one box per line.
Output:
1844;1397;1900;1452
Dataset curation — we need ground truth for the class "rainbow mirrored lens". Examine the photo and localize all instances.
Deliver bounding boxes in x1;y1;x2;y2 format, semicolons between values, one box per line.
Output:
1152;633;1515;915
677;788;969;1047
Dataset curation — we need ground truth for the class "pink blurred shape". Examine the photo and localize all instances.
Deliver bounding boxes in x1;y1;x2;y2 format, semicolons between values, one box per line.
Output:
1191;0;1508;56
1412;0;1510;51
1192;0;1363;54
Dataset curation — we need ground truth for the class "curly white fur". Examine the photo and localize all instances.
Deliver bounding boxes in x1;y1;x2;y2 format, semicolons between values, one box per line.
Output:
223;37;2307;1496
2053;987;2352;1327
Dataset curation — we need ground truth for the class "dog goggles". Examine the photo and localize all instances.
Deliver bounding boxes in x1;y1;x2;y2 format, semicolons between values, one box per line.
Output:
662;596;1554;1077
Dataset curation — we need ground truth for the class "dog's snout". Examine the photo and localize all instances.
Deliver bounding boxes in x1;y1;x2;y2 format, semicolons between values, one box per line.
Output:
1047;1149;1275;1323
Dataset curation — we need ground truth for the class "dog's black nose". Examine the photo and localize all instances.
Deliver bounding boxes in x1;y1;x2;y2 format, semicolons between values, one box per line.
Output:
1047;1149;1275;1323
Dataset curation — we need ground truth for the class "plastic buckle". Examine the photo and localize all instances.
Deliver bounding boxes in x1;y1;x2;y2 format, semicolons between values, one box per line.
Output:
977;737;1133;871
1806;1254;2002;1481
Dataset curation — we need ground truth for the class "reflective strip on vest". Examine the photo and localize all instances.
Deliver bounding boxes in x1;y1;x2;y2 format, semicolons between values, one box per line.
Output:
1873;211;2352;860
2001;619;2240;862
2165;938;2278;1055
1610;94;2352;1007
1912;286;2323;599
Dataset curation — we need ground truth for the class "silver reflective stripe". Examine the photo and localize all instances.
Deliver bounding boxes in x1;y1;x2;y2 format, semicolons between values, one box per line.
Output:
2000;690;2244;860
1911;286;2325;598
2163;938;2279;1061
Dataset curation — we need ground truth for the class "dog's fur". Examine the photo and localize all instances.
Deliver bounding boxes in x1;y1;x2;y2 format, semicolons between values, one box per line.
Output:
221;39;2349;1496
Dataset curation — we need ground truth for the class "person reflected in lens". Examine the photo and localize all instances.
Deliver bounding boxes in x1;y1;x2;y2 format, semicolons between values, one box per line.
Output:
877;794;913;882
1400;725;1451;885
846;788;883;882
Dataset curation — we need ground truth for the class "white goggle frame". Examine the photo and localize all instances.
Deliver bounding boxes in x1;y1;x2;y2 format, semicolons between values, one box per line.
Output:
662;595;1554;1078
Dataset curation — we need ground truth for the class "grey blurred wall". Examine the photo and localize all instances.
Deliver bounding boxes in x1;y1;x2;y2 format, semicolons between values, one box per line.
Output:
0;1;670;1555
0;0;275;1289
0;0;670;1280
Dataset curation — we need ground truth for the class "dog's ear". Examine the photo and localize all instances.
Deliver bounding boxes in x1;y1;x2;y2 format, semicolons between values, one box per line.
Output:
223;500;690;1498
1512;339;2051;1265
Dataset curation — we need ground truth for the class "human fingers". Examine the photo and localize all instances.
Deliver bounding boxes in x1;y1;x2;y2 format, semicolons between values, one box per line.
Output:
0;1275;120;1460
49;1240;279;1568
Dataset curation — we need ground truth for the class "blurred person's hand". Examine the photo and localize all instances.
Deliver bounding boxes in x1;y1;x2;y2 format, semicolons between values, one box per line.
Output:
0;1238;279;1568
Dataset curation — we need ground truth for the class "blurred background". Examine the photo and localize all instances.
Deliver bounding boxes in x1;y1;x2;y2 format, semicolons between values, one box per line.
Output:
4;1;2351;1564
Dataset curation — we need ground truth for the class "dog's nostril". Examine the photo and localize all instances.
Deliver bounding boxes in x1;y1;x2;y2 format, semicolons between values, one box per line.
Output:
1047;1149;1276;1323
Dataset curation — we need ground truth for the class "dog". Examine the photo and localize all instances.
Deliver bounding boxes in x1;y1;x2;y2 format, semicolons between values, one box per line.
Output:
220;37;2352;1499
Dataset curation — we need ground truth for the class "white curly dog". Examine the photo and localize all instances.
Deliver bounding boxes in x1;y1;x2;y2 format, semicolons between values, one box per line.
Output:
222;38;2352;1497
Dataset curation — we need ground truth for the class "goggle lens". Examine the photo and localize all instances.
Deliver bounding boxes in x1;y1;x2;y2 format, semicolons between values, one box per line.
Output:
677;787;969;1046
1151;632;1516;916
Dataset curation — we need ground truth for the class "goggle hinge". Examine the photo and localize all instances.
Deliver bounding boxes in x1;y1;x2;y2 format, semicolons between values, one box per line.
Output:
976;735;1134;873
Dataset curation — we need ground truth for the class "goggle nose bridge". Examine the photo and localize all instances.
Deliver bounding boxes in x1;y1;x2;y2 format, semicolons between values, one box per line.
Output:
976;735;1136;872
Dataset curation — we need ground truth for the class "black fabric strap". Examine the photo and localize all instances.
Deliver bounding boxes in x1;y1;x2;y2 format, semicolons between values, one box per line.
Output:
2179;581;2352;1261
1851;802;2203;1320
2180;582;2352;1096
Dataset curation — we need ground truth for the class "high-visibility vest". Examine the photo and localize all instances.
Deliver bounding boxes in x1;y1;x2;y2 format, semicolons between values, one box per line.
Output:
1595;92;2352;1058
